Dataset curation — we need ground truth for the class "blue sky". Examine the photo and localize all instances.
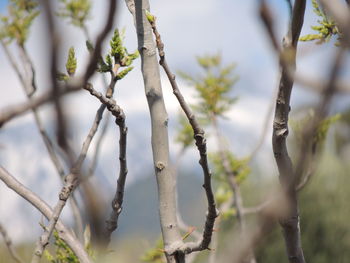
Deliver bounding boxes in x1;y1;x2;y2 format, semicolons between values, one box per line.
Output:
0;0;6;11
0;0;349;243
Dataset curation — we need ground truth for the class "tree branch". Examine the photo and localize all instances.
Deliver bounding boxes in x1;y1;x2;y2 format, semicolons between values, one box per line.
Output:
30;93;109;262
83;84;129;247
125;1;185;261
0;167;92;263
147;11;218;255
0;82;81;127
262;0;307;262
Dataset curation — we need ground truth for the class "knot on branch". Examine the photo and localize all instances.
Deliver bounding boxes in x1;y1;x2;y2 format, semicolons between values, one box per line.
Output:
276;127;289;137
156;162;165;171
59;186;71;201
279;214;300;229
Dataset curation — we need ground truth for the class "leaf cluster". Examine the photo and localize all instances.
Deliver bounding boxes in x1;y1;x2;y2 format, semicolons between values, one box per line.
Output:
98;29;139;80
44;231;80;263
291;110;341;149
178;54;238;120
0;0;39;45
299;0;340;44
210;151;251;185
57;0;91;29
44;226;94;263
314;113;341;145
141;237;165;263
175;114;194;149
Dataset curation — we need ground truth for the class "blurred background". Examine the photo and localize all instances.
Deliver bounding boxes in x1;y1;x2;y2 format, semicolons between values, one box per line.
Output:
0;0;349;262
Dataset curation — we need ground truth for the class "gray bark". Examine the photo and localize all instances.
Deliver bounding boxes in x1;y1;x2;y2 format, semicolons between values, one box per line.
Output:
271;1;306;263
125;0;184;261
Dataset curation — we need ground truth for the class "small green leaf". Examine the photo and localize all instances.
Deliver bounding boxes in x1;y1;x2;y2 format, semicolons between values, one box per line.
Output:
86;40;94;52
57;72;69;81
65;47;77;75
116;66;133;80
145;10;155;23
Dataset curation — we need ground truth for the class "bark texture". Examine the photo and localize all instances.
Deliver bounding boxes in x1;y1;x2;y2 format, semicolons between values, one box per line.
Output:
125;0;184;261
271;1;306;263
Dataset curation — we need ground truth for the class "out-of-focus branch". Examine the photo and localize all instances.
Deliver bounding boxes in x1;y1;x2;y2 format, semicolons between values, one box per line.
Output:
147;12;218;256
0;0;118;128
18;45;37;96
40;0;69;153
83;0;118;83
230;193;288;263
0;40;26;88
208;199;233;263
0;81;81;127
294;46;345;186
248;83;278;160
0;167;92;263
31;95;108;262
295;74;350;94
0;223;24;263
87;112;110;177
261;1;307;263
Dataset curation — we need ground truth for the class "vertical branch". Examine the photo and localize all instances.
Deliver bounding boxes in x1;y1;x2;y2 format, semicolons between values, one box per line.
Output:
210;115;256;263
264;0;307;262
146;11;218;254
40;0;69;153
125;0;184;262
82;84;128;248
0;223;24;263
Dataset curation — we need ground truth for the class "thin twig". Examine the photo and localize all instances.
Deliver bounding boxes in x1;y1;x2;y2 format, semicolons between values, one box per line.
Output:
0;40;26;87
31;99;107;263
2;31;86;242
0;223;25;263
148;14;218;255
18;45;37;96
83;82;129;248
0;167;93;263
87;112;110;177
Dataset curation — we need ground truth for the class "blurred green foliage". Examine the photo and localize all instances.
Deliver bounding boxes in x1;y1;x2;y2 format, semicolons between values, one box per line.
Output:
256;149;350;263
210;151;250;185
44;231;80;263
44;226;94;263
300;0;340;44
57;0;91;29
175;114;194;150
0;0;39;45
141;237;165;263
178;53;238;120
291;110;341;150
